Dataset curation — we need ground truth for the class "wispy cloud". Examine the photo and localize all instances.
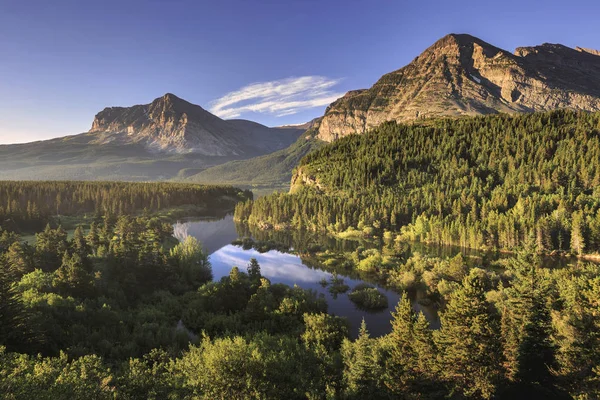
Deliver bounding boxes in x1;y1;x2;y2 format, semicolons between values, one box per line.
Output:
210;76;345;119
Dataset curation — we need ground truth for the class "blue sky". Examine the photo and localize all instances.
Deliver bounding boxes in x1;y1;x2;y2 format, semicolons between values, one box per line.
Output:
1;0;599;144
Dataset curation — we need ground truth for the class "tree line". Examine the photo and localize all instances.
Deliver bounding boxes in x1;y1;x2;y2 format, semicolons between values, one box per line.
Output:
236;110;600;255
1;211;599;397
0;181;251;231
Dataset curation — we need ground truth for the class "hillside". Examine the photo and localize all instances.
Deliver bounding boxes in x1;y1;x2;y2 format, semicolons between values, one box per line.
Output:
236;110;600;255
317;34;600;141
191;34;600;190
0;94;304;181
187;119;323;191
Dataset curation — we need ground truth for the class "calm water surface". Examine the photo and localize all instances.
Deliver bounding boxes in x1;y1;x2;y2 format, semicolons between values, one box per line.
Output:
174;215;438;338
175;214;598;337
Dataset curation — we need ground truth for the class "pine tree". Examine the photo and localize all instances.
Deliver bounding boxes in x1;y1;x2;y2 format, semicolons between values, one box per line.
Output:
570;210;586;255
4;241;33;279
501;244;557;390
247;257;261;280
86;222;100;255
435;269;504;399
385;293;415;394
54;251;94;298
342;319;386;399
72;225;89;258
0;264;32;352
411;312;435;378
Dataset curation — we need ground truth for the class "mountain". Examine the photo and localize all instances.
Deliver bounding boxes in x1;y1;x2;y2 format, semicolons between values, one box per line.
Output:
89;93;301;155
187;118;323;193
5;34;600;184
236;109;600;254
191;34;600;189
317;33;600;141
0;94;305;181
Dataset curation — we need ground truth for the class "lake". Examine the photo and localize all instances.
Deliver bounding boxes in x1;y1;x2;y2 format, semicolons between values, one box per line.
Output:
174;215;439;338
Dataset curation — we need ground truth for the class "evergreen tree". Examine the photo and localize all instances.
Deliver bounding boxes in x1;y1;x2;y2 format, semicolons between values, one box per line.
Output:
86;221;100;255
385;294;438;398
435;269;504;399
341;319;387;399
53;251;94;298
247;257;261;280
72;225;89;258
3;241;33;279
0;265;31;352
35;224;68;271
570;210;586;255
501;244;557;388
385;294;415;394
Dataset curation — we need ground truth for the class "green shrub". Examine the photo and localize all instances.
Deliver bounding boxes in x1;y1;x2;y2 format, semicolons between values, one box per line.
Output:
348;286;388;311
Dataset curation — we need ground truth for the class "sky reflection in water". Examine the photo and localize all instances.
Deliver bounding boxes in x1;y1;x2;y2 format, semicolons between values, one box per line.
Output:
176;216;438;337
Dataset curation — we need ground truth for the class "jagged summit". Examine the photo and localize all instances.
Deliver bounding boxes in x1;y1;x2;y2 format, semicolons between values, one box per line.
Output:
423;33;501;53
89;94;302;155
317;34;600;141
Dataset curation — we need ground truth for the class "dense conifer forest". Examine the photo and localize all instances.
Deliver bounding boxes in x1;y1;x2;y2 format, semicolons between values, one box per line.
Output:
2;213;599;398
236;110;600;256
0;181;251;231
2;116;600;398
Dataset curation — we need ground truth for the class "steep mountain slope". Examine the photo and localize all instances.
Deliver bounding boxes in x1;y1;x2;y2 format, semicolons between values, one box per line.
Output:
187;131;323;191
89;93;302;155
188;118;323;191
236;110;600;254
318;34;600;141
0;94;304;181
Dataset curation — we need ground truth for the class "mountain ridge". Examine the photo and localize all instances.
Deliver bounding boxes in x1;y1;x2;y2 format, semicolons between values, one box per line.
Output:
88;93;302;155
0;94;306;181
317;33;600;141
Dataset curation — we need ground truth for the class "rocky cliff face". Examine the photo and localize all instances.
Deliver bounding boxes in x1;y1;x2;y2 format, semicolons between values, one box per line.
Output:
317;34;600;141
90;93;302;155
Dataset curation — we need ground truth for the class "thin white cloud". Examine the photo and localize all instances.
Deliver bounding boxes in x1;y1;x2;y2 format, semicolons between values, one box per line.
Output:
210;76;345;119
210;245;332;283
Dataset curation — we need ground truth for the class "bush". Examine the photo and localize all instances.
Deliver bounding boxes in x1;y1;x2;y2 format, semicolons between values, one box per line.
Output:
357;253;382;273
348;286;388;311
328;274;350;296
389;270;417;290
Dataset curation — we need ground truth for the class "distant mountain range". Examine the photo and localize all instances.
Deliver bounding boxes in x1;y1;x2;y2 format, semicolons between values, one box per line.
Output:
2;33;600;185
89;93;301;155
0;94;304;181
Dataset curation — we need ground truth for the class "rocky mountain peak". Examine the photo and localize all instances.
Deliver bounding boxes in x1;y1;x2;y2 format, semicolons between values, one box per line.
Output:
316;34;600;142
88;94;304;156
421;33;509;61
149;93;199;114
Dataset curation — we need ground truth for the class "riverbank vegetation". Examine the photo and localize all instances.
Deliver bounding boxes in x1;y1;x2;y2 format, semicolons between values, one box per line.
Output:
348;284;389;311
235;110;600;257
0;181;251;232
2;218;599;398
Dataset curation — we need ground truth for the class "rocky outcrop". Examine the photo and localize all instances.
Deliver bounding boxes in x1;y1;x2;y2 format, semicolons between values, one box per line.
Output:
290;166;324;194
90;93;303;155
577;47;600;57
317;34;600;142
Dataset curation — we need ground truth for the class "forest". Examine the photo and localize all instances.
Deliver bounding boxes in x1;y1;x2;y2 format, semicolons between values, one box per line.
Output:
235;110;600;256
1;214;599;398
0;181;599;398
0;181;252;231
